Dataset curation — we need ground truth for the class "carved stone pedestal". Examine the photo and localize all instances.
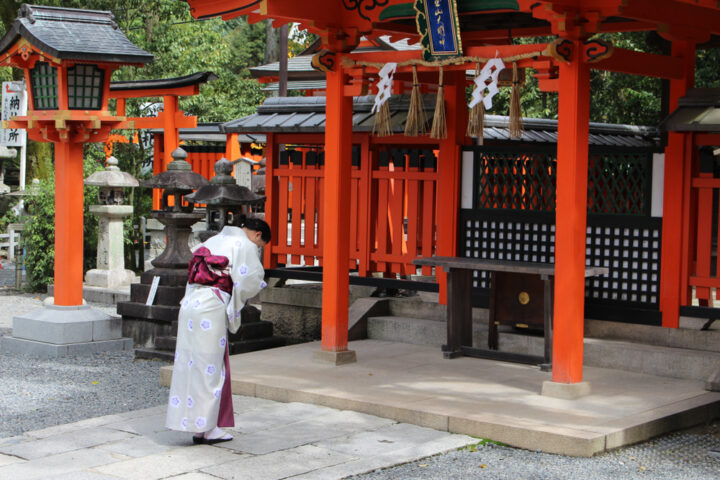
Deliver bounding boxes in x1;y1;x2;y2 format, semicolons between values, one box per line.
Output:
117;210;202;354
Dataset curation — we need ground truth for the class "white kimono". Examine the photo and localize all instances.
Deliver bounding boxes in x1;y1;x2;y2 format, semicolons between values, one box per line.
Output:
166;226;266;433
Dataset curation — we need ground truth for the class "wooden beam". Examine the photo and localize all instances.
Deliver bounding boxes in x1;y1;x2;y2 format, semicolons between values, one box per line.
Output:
461;20;655;45
617;0;720;37
345;43;549;71
591;47;684;79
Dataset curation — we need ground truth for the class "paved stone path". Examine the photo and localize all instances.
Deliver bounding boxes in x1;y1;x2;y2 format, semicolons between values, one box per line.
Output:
0;398;475;480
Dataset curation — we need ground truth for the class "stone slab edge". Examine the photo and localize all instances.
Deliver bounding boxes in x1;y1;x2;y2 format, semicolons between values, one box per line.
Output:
157;366;720;457
1;336;133;357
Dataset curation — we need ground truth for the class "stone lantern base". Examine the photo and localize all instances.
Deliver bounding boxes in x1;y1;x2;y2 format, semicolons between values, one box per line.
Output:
85;268;137;289
1;303;133;357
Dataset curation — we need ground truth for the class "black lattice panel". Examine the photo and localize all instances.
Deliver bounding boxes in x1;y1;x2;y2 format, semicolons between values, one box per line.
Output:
459;211;661;310
471;146;653;216
585;217;661;307
460;211;555;290
588;150;652;216
474;146;556;211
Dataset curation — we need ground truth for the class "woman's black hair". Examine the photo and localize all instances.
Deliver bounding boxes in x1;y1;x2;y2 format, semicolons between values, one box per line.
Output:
239;215;271;243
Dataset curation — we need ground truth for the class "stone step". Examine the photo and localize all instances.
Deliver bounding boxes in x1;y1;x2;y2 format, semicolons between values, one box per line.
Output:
583;337;720;383
117;302;179;322
134;347;175;361
155;336;177;351
367;315;720;383
585;318;720;354
140;268;189;286
232;320;274;341
130;283;185;305
229;336;286;354
385;298;448;322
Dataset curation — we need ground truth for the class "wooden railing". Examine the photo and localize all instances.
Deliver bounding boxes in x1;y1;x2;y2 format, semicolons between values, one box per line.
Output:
268;146;439;277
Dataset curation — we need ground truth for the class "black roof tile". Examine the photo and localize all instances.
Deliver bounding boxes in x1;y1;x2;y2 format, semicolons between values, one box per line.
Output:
0;4;153;64
221;95;660;147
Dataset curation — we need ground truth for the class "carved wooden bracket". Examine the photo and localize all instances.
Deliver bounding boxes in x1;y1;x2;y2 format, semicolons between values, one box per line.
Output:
545;38;573;63
583;39;613;63
312;50;337;73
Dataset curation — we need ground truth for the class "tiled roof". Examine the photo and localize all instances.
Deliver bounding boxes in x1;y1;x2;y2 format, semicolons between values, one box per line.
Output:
221;95;660;148
0;4;153;64
662;88;720;133
250;35;420;79
110;72;217;91
147;123;265;144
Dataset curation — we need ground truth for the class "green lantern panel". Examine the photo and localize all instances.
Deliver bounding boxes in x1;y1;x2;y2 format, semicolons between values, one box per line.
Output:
30;62;59;110
67;64;104;110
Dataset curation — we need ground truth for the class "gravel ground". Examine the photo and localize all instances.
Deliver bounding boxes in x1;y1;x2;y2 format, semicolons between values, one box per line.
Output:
0;259;171;439
0;348;170;439
350;429;720;480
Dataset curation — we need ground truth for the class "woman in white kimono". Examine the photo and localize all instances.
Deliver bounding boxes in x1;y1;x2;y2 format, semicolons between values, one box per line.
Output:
166;216;271;444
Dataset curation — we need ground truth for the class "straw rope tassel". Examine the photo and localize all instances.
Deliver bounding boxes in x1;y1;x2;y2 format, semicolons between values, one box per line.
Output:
509;62;524;139
405;65;426;137
373;101;393;137
430;67;447;140
466;62;485;144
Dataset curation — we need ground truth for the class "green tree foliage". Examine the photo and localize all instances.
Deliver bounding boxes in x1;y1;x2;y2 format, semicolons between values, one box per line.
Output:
485;32;719;126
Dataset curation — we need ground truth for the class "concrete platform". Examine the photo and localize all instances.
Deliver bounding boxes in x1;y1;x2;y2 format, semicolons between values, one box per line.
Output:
160;339;720;457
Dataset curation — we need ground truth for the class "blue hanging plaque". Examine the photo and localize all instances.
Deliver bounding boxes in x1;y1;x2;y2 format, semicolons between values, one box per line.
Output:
414;0;463;61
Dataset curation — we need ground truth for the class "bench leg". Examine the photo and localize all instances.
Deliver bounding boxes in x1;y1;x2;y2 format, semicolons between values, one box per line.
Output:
541;276;554;371
443;267;472;359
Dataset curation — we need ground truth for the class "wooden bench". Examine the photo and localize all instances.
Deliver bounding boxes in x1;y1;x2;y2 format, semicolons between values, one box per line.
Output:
413;256;608;368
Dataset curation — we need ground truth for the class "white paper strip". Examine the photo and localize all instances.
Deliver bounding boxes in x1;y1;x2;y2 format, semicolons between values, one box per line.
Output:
468;58;505;110
371;62;398;114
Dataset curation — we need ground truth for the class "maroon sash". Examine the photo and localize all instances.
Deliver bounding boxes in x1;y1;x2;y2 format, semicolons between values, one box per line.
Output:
187;247;233;294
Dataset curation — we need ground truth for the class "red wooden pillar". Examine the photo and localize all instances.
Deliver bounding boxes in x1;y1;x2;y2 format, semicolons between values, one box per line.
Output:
163;95;180;169
435;70;467;303
152;133;163;210
320;61;354;356
552;40;590;384
660;40;695;328
226;132;241;161
264;132;278;269
53;141;85;306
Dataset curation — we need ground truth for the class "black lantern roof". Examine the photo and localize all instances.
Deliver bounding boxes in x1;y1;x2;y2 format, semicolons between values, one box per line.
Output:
0;4;153;64
141;147;208;191
185;158;265;206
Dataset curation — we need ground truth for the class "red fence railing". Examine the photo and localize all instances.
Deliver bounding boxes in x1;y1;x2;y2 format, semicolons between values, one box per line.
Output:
268;146;439;277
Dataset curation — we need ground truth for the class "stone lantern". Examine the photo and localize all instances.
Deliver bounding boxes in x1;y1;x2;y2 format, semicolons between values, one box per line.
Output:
185;157;265;241
83;156;138;289
140;147;209;277
117;147;208;352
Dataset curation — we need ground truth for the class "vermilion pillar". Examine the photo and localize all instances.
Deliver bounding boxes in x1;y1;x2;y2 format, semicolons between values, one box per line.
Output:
320;63;353;353
53;141;85;306
163;95;180;168
436;70;467;304
660;40;695;328
552;40;590;383
225;132;241;160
